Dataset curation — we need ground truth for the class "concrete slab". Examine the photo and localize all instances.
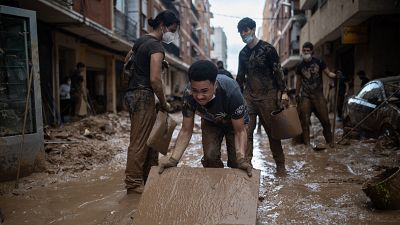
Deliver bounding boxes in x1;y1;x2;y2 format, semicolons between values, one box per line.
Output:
134;167;260;225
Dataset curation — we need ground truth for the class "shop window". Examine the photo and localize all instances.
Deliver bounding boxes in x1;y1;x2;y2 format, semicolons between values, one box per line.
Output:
0;14;36;137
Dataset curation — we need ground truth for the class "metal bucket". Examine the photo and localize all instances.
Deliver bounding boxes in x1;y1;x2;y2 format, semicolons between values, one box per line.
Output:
362;167;400;210
270;106;302;140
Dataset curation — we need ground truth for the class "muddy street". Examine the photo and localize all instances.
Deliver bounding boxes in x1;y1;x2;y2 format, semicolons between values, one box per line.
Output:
0;112;400;225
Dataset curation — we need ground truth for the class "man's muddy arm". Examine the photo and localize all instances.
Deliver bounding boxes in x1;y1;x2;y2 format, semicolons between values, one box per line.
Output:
171;115;194;160
231;117;247;160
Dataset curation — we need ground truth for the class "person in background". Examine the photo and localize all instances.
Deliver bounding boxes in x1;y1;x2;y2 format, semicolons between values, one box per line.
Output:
60;76;71;123
123;9;179;194
216;60;234;79
236;17;289;175
295;42;336;148
70;62;85;117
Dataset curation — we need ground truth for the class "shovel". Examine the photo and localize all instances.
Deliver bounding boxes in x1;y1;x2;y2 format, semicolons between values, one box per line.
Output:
313;71;341;151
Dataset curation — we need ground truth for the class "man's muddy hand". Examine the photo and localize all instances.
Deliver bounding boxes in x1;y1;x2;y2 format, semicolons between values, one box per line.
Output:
158;156;179;174
237;158;253;177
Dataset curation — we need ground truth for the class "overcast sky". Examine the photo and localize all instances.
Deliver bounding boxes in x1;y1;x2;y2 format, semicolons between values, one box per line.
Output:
209;0;265;73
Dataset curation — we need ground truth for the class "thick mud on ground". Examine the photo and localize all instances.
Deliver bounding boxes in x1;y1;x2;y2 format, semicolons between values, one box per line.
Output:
0;112;399;225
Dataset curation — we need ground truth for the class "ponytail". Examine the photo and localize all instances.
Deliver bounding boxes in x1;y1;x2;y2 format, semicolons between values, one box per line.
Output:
147;10;180;29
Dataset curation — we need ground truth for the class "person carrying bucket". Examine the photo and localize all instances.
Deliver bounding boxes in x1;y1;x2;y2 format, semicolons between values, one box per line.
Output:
236;17;289;175
295;42;337;149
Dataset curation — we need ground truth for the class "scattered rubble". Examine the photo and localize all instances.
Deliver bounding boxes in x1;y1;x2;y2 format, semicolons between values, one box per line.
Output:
43;112;131;175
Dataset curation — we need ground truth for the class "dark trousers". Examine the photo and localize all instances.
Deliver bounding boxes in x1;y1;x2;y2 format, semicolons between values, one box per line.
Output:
60;99;71;122
200;119;238;168
124;90;157;189
246;90;285;167
299;94;333;145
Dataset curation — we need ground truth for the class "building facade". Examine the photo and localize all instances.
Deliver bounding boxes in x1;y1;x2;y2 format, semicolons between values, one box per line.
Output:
211;27;228;68
0;0;213;180
300;0;400;93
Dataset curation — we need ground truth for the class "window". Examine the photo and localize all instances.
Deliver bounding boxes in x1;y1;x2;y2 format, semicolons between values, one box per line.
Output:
141;13;147;30
0;14;36;136
114;0;125;12
357;82;384;104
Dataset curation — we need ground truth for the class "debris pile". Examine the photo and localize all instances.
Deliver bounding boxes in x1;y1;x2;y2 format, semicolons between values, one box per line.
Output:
44;112;131;174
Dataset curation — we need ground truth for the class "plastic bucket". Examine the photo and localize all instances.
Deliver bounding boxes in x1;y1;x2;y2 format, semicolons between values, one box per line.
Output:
362;167;400;210
270;106;302;140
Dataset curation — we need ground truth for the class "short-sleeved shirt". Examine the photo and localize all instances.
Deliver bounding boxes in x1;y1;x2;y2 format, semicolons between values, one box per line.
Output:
296;57;326;97
236;40;286;100
217;68;234;79
128;35;164;91
182;75;249;125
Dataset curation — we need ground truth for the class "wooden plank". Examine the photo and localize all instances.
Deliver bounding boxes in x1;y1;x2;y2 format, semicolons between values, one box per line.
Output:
134;167;260;225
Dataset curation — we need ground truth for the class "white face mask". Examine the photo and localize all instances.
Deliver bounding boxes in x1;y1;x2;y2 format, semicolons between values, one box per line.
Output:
302;53;312;61
162;27;177;44
242;35;254;44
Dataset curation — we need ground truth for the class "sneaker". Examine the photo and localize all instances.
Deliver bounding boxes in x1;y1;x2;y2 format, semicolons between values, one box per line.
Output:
127;184;145;194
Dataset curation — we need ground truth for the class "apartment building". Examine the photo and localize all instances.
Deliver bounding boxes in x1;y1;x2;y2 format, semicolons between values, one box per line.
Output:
0;0;213;180
262;0;305;91
1;0;137;180
211;27;228;68
300;0;400;92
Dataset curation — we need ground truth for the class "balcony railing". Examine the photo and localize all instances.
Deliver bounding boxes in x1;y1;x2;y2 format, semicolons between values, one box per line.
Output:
191;30;199;44
114;9;137;42
191;2;199;19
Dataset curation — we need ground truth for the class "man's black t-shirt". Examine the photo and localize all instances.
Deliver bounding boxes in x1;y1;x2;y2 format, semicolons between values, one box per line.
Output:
182;75;249;125
128;35;164;91
236;40;286;100
296;57;326;97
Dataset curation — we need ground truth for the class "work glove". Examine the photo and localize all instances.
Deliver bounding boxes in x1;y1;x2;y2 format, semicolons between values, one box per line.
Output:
237;158;253;177
158;156;179;174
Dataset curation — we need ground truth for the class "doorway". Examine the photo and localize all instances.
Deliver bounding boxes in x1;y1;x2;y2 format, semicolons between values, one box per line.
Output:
86;67;107;114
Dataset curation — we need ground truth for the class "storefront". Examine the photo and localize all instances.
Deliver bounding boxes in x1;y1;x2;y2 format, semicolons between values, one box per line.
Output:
0;5;44;181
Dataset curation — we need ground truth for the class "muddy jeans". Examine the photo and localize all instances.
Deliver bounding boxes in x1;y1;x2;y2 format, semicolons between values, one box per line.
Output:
299;94;333;145
200;119;238;168
246;90;285;167
124;89;158;189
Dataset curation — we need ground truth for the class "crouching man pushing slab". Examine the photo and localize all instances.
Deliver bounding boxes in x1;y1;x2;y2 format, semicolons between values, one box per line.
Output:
158;60;252;176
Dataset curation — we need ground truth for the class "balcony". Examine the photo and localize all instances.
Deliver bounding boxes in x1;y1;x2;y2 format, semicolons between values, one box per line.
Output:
114;9;137;42
300;0;318;10
191;2;199;19
191;30;199;44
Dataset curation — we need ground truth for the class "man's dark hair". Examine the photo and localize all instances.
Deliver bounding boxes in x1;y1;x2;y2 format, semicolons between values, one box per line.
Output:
188;60;218;82
76;62;85;68
237;17;256;33
216;60;224;69
302;42;314;50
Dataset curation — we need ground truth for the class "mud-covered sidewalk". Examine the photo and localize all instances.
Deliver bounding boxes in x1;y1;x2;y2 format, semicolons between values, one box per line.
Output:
0;112;400;225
